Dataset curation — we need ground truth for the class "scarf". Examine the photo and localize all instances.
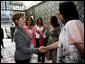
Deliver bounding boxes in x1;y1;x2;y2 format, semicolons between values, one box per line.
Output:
34;24;46;46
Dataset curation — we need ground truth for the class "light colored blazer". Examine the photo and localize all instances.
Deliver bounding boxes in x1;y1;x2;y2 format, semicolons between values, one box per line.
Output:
14;26;39;60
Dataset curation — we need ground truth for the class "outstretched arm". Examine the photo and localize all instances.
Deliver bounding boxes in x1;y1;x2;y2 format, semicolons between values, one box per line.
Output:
45;42;58;50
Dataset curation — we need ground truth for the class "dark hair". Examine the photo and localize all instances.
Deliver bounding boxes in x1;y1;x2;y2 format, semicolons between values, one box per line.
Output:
50;16;60;28
37;17;43;26
26;17;33;26
59;1;79;23
12;12;25;26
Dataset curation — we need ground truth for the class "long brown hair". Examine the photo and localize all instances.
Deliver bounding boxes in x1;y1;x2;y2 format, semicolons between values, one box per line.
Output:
37;17;43;26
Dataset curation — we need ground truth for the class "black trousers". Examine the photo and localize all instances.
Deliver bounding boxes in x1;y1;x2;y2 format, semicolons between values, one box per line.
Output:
15;58;30;63
36;38;47;63
11;34;14;43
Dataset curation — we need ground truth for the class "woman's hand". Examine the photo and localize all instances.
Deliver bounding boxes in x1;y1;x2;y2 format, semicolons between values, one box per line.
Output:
39;46;47;53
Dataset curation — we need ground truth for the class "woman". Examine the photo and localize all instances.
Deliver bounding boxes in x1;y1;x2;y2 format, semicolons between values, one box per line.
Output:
23;17;36;47
43;1;84;63
12;12;44;63
46;16;61;63
34;17;47;63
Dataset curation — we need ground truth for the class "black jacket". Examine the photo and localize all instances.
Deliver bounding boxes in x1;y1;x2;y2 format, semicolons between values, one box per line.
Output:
0;28;4;39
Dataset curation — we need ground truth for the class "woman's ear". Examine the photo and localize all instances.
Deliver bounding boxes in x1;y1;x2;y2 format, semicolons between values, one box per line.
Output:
15;20;19;25
15;20;18;23
15;20;17;22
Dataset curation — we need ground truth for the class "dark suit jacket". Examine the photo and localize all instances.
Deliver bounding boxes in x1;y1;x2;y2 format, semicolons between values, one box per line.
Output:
14;26;39;60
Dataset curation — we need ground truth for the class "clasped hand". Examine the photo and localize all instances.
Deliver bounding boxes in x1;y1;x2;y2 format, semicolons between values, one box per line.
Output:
39;46;47;53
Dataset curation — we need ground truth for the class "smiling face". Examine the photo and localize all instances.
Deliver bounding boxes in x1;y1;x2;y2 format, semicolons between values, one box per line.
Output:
57;10;64;20
12;12;26;27
27;18;32;25
17;15;26;27
37;17;43;26
38;18;42;25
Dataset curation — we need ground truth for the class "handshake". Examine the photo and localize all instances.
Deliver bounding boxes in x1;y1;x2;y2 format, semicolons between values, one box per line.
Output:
38;46;48;53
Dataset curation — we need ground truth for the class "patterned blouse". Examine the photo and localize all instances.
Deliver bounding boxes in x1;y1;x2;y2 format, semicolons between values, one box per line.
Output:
57;20;84;63
46;27;61;63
